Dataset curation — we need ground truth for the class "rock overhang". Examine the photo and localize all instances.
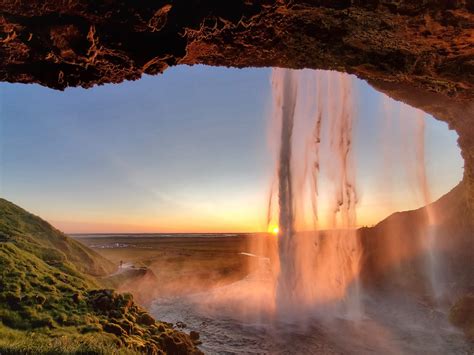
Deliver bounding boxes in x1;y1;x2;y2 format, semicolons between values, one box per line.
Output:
1;0;473;212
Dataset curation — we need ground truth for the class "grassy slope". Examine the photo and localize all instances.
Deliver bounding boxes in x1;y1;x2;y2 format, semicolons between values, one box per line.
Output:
0;199;116;277
0;198;201;354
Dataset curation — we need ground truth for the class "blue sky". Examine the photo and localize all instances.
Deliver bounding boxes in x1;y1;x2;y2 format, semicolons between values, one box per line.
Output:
0;65;464;232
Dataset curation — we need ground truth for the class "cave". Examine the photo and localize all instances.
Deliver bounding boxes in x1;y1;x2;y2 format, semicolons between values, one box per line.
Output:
1;1;473;215
0;1;473;353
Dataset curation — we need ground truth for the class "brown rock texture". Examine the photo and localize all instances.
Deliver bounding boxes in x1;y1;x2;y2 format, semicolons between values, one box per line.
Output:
0;1;473;210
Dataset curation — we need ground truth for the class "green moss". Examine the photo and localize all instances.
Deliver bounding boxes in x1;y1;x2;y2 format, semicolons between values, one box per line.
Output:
0;325;126;355
0;198;116;276
0;198;202;354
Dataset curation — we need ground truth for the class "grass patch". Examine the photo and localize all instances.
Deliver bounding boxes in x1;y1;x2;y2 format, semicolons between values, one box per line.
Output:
0;198;201;354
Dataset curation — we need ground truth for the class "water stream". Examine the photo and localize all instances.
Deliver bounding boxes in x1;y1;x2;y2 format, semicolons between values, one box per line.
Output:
267;69;363;320
147;69;469;353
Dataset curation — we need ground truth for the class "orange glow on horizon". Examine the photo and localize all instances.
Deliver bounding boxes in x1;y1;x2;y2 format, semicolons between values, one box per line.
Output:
51;208;423;234
48;187;454;234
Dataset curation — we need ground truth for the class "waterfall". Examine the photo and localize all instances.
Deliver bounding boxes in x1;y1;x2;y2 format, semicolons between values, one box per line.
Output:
262;67;444;322
382;98;442;301
269;68;362;319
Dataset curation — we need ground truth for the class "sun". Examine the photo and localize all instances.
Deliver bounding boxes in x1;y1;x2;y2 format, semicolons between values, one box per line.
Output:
270;226;279;235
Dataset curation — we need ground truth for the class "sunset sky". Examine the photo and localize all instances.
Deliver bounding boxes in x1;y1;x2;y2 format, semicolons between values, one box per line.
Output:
0;65;464;233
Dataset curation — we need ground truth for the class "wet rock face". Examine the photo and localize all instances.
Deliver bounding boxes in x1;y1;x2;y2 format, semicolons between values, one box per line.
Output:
0;1;473;210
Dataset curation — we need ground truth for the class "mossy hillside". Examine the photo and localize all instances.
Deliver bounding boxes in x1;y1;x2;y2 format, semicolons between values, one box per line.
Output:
0;198;115;276
0;199;202;354
0;242;93;330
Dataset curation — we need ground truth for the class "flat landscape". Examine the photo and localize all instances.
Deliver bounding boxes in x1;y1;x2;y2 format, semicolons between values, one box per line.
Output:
73;234;263;300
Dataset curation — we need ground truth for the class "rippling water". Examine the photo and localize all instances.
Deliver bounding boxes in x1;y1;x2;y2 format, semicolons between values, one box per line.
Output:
151;271;469;354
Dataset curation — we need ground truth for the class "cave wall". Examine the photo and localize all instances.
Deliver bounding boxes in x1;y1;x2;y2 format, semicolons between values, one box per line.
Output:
1;1;473;211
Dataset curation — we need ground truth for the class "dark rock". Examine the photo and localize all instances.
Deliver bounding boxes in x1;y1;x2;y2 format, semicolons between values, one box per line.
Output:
1;1;473;215
109;310;122;319
5;292;21;309
0;232;10;242
95;296;112;312
190;330;200;341
176;321;187;329
31;316;54;329
71;293;82;303
0;1;472;100
103;322;126;337
103;289;115;297
118;318;134;335
137;312;155;326
118;292;134;310
88;289;119;313
160;333;190;355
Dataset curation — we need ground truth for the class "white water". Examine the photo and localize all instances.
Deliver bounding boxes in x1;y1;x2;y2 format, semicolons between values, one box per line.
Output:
264;69;362;320
151;263;469;354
